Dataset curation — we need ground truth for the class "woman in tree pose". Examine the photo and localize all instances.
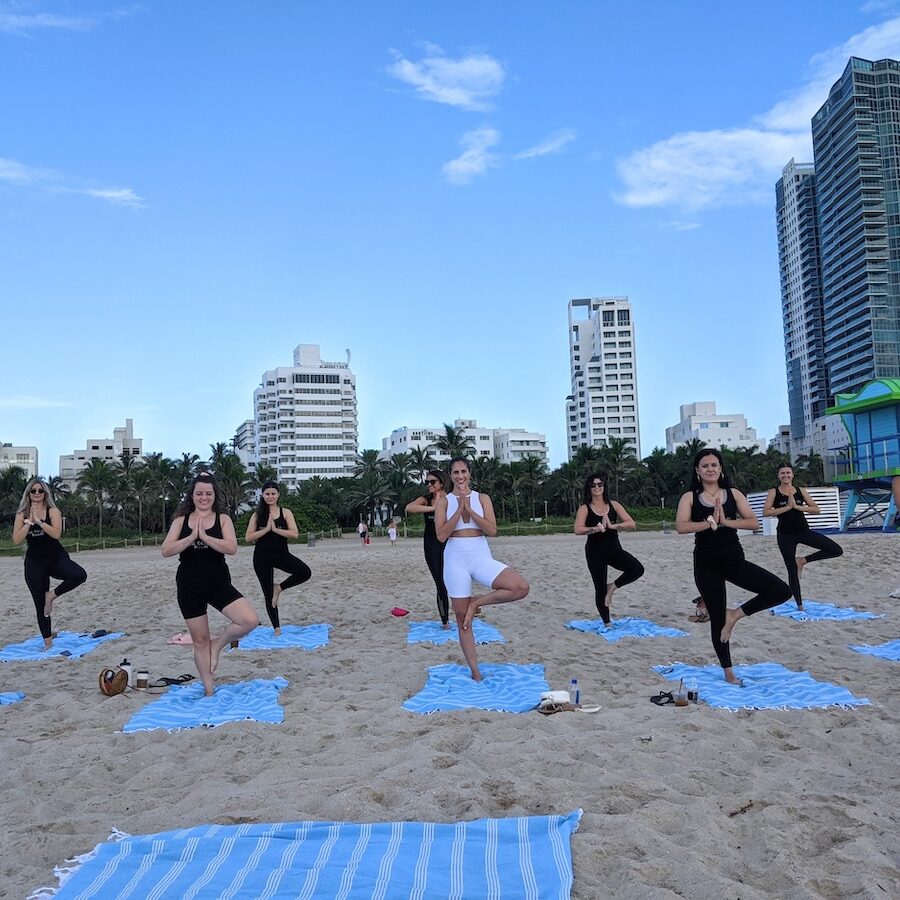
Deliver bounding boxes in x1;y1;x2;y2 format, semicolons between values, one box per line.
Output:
245;481;311;634
676;449;791;685
162;473;258;695
12;479;87;648
763;464;842;610
405;469;451;627
573;472;644;624
435;457;529;680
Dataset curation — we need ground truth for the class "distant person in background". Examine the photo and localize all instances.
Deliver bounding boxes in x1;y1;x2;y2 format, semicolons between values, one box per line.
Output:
162;473;258;695
573;473;644;625
12;479;87;649
245;481;311;635
405;469;451;627
357;520;369;546
387;519;398;547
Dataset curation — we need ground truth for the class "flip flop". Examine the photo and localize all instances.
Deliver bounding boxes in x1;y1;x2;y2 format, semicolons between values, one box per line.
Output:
390;607;409;617
649;691;674;706
150;674;195;687
688;613;710;623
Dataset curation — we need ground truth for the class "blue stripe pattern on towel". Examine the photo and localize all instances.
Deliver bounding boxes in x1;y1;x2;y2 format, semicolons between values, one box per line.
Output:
652;662;870;710
769;600;882;621
407;620;506;645
850;639;900;662
1;692;25;705
227;624;330;651
403;663;549;714
123;677;288;733
0;631;123;662
36;811;582;899
567;617;688;642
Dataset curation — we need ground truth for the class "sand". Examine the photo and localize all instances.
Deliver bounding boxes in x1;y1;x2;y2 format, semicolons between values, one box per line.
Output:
0;531;898;899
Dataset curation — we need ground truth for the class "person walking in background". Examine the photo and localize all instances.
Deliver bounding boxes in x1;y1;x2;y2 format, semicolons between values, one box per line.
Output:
12;478;87;649
357;520;369;546
405;469;451;627
245;481;311;635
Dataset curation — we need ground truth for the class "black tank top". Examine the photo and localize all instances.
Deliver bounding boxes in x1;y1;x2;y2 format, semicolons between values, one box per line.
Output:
585;504;620;547
254;507;289;555
178;513;228;572
25;511;64;560
772;488;808;534
691;489;743;562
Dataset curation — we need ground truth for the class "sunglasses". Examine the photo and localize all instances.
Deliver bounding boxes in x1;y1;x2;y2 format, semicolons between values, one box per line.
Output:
425;479;439;485
30;487;45;495
590;481;604;487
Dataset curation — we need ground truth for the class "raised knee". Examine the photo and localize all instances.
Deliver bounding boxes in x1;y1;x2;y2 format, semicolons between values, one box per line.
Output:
634;563;646;578
516;581;530;600
834;545;844;557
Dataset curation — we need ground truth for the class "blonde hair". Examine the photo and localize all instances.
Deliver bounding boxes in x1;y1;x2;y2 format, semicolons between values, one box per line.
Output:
16;479;59;516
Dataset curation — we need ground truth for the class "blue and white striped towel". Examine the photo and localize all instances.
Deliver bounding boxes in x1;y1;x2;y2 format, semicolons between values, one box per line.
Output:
653;662;870;710
0;631;123;662
123;677;289;733
770;600;882;621
407;620;506;645
403;663;549;714
1;692;25;705
568;617;688;642
228;624;330;651
850;639;900;662
32;811;582;899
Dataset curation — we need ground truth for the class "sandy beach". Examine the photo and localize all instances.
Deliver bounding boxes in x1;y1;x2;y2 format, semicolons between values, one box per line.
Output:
1;530;897;898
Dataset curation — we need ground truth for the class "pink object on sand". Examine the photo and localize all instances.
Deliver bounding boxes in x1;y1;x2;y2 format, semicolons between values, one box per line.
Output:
166;632;193;645
390;607;409;617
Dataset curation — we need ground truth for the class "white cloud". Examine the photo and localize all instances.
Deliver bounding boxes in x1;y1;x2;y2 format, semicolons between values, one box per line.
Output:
0;395;70;408
514;128;576;160
0;4;137;35
615;16;900;210
0;156;144;208
387;45;505;111
442;127;500;185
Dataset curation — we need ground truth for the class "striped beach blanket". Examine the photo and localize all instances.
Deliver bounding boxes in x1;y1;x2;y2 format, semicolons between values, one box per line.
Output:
123;677;288;733
403;663;548;714
1;691;25;705
228;624;330;651
850;639;900;662
769;600;882;621
32;811;583;899
653;662;870;711
568;617;688;642
407;620;506;645
0;631;123;662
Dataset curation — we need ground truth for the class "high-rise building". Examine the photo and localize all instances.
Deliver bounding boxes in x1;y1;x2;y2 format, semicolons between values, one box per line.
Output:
232;419;257;476
776;159;828;457
58;419;142;487
565;297;641;459
253;344;357;489
811;57;900;396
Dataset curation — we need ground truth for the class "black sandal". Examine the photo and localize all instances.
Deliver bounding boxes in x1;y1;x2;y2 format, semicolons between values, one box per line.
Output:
150;674;195;687
649;691;674;706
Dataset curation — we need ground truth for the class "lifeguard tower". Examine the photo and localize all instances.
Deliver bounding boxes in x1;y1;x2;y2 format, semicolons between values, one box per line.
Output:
826;378;900;531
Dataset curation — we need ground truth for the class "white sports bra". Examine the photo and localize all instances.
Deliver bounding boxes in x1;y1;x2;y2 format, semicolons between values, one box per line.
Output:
446;492;485;532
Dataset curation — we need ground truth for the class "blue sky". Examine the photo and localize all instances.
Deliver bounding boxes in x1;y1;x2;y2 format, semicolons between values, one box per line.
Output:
3;1;900;473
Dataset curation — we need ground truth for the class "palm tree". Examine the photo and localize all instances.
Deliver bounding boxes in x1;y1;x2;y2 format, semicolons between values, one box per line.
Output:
407;446;436;483
345;470;392;527
207;442;230;473
352;449;386;478
0;465;28;523
431;423;475;459
77;458;117;538
143;452;176;530
45;476;71;505
795;451;825;486
597;437;637;497
569;444;602;480
130;466;153;539
215;453;251;518
249;464;279;490
517;454;548;517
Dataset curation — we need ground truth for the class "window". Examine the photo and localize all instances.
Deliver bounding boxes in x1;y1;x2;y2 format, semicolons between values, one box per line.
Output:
602;310;614;325
617;310;630;325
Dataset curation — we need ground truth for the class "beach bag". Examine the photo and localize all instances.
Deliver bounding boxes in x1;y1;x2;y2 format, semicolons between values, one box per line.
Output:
99;667;128;696
365;536;370;544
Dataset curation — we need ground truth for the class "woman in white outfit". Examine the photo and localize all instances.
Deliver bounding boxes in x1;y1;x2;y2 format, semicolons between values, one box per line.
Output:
434;456;529;680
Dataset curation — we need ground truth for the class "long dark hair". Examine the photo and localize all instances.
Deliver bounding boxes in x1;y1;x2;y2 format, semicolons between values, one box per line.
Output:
426;469;449;493
175;473;222;517
689;449;731;492
582;472;611;506
255;480;280;528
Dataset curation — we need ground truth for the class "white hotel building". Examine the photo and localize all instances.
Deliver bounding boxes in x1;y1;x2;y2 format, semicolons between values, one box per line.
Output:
58;419;143;488
565;297;641;459
665;402;762;453
0;443;39;479
253;344;358;489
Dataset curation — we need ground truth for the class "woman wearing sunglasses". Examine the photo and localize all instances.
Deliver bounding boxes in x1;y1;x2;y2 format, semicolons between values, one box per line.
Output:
12;478;87;648
573;473;644;624
405;469;451;627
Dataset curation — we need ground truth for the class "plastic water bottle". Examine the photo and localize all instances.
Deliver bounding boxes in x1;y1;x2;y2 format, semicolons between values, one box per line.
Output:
569;678;580;705
120;658;134;687
686;676;699;703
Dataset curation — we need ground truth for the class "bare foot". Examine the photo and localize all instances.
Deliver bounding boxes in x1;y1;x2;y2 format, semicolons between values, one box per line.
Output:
43;590;55;618
210;636;226;674
724;669;744;686
463;600;480;631
469;668;483;682
43;637;53;650
202;677;215;697
274;627;282;637
442;622;451;631
720;607;744;644
272;584;283;608
796;557;806;577
604;583;616;608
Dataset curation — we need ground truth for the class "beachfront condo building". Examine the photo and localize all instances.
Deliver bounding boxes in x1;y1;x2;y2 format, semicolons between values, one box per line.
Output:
253;344;358;489
0;442;39;479
776;57;900;457
58;419;143;489
232;419;257;477
380;419;549;466
565;296;641;460
665;402;762;453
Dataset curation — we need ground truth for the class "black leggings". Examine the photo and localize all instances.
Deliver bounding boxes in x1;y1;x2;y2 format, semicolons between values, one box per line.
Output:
424;536;450;625
585;543;645;625
252;549;311;629
24;553;87;639
693;556;792;669
777;530;843;607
